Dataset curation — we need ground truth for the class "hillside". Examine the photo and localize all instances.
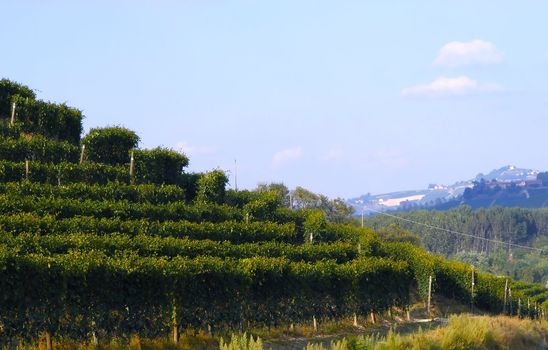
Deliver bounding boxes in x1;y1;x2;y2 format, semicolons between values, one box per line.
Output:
348;165;542;212
0;79;546;348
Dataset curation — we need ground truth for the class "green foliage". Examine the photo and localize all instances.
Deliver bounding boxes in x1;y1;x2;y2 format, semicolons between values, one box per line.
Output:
0;160;129;184
365;206;548;284
0;120;23;138
244;191;281;221
219;333;263;350
134;147;189;185
82;126;140;165
0;213;296;243
0;181;185;204
255;182;290;207
0;135;79;163
0;79;35;119
376;224;422;246
196;169;228;205
11;95;82;144
303;210;328;243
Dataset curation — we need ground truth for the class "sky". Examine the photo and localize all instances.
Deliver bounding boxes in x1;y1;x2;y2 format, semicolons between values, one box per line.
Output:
1;1;547;198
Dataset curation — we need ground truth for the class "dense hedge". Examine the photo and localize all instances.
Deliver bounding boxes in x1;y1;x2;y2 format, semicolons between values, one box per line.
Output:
82;127;139;165
0;195;244;223
0;214;297;244
0;181;185;204
11;95;82;144
134;148;189;185
0;251;410;342
0;135;79;163
0;232;358;263
0;160;129;184
0;79;35;119
0;121;23;138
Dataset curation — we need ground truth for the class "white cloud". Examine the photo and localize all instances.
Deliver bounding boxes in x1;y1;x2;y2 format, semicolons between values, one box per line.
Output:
434;40;503;67
272;146;302;166
401;76;503;98
174;141;216;157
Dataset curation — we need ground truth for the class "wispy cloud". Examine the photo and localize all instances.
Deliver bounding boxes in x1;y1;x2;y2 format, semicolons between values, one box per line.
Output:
401;76;503;98
434;40;503;67
174;141;216;157
272;146;302;166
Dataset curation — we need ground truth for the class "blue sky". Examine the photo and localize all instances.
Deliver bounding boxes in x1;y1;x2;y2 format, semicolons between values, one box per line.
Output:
1;1;547;198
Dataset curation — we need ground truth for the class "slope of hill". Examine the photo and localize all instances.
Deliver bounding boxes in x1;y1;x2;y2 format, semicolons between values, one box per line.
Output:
0;79;546;347
348;165;542;213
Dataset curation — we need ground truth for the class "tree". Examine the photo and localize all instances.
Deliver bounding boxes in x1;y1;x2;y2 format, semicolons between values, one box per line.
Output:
291;186;321;209
196;169;229;205
255;182;290;207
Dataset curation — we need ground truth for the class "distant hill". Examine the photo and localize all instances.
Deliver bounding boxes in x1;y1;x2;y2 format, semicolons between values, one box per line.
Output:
348;165;541;213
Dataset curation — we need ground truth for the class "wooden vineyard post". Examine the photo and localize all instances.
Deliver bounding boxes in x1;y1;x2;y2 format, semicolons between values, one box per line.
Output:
80;144;86;164
353;312;358;327
470;265;475;313
25;159;29;179
129;151;135;184
518;298;521;318
503;278;509;314
10;102;16;125
370;311;375;324
427;275;432;319
172;303;179;344
313;315;317;332
406;307;411;321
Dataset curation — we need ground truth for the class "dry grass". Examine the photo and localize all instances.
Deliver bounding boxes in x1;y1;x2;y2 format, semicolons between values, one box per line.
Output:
348;314;547;350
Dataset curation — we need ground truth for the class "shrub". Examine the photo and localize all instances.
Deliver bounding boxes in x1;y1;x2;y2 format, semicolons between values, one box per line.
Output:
134;147;189;185
0;79;35;119
82;126;139;165
196;169;228;205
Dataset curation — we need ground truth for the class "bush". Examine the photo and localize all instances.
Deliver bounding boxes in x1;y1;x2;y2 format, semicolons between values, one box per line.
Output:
134;147;189;185
0;160;129;185
82;126;139;165
10;95;82;144
196;169;228;205
303;210;327;243
0;135;79;163
0;79;35;119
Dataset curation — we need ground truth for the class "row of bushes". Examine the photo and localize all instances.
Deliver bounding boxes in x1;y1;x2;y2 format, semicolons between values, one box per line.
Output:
0;181;185;204
10;95;82;145
0;157;200;189
380;242;548;314
0;79;35;119
0;195;243;223
0;160;129;184
0;251;410;342
0;135;79;163
0;213;298;243
0;232;359;263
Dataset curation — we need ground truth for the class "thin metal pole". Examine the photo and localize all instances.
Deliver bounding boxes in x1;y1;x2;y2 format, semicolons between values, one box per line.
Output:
234;159;237;191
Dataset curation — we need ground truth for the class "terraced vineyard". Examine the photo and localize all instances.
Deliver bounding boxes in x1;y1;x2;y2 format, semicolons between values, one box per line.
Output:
0;79;546;346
